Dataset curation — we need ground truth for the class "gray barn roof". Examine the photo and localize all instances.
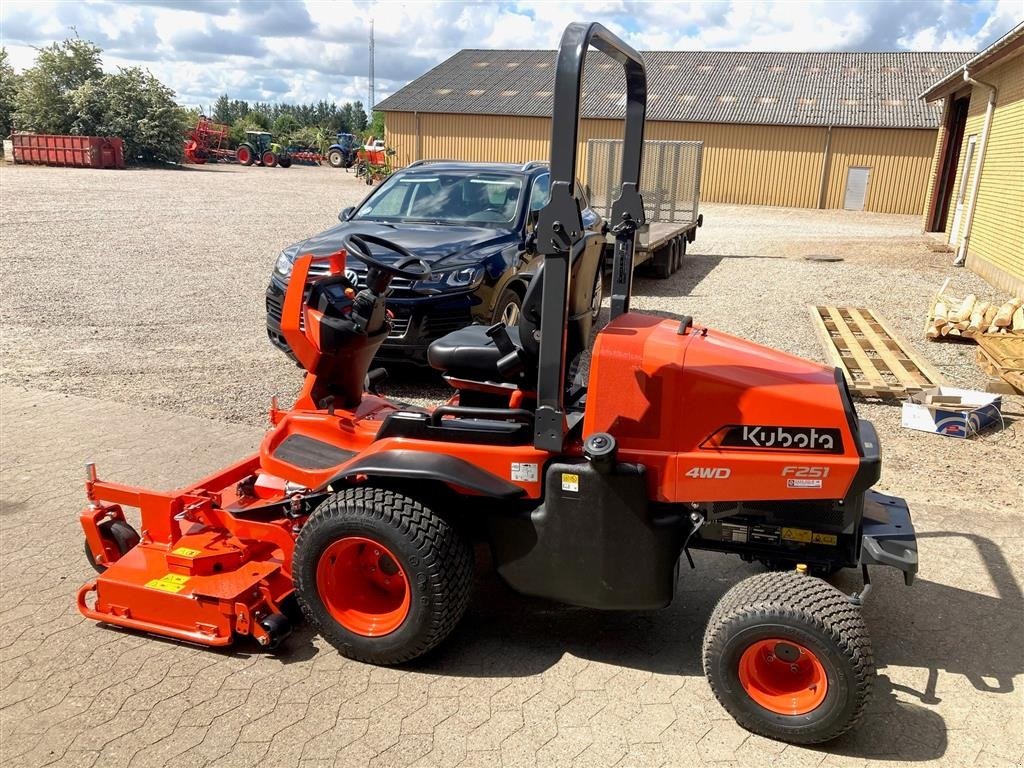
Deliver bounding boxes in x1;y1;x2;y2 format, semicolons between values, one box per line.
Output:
376;49;975;129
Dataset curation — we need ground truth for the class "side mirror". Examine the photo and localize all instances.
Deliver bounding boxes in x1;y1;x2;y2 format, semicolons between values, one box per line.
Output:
339;206;355;222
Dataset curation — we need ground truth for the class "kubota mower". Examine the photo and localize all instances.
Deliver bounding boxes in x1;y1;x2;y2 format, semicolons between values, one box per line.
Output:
77;23;917;744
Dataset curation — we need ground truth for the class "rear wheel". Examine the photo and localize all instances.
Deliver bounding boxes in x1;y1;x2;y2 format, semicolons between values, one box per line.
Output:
236;144;254;166
85;518;140;573
702;571;874;744
328;149;344;168
293;487;474;665
262;151;277;167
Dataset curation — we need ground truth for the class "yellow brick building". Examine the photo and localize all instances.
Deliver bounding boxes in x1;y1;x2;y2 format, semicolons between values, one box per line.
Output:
923;23;1024;297
377;49;973;216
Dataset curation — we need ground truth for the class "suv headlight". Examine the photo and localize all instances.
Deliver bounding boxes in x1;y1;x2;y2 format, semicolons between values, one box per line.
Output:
443;266;484;288
274;251;294;278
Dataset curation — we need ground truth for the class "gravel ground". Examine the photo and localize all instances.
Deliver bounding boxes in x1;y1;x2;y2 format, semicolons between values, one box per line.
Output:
1;161;1021;512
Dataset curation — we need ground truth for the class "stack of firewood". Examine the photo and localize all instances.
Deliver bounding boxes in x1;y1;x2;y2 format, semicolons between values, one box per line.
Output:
927;291;1024;339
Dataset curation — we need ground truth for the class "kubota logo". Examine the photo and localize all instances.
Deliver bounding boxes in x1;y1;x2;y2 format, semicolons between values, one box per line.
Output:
710;425;844;454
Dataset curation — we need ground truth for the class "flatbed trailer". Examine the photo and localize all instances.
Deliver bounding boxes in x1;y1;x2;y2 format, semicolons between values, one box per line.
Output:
587;138;704;278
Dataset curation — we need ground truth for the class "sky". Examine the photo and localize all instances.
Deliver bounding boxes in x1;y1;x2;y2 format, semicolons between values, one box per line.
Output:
1;0;1021;112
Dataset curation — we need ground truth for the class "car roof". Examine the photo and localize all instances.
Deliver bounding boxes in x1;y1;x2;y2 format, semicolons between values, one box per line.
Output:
398;160;550;176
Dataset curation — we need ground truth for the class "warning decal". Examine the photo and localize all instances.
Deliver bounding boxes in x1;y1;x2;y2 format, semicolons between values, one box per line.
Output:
172;547;202;558
781;527;813;544
560;473;579;492
145;573;190;593
511;462;538;482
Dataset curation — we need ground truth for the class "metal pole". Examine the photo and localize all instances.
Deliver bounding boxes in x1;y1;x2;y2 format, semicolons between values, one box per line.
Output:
369;20;375;114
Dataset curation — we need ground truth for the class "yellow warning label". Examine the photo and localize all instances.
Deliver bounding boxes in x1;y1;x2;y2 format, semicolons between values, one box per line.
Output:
781;527;812;543
561;473;579;492
145;573;190;593
172;547;202;558
811;532;838;546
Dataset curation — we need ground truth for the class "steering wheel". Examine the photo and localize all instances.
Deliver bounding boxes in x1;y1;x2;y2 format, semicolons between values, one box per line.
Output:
341;233;431;280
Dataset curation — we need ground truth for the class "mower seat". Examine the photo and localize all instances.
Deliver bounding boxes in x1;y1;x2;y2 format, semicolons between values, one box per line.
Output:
426;325;524;383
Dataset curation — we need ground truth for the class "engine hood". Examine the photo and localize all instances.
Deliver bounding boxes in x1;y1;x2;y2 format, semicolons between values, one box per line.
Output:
285;221;517;270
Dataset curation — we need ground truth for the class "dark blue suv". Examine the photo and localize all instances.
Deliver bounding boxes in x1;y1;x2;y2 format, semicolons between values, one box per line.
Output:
266;160;605;364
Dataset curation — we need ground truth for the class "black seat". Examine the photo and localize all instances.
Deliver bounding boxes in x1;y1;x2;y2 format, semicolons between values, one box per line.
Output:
426;325;524;382
427;235;602;387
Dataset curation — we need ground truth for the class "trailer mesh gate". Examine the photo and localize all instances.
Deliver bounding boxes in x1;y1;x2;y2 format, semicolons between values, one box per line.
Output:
585;139;702;224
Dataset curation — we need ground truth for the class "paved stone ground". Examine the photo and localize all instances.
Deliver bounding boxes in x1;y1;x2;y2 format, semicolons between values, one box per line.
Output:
1;164;1022;766
1;385;1021;768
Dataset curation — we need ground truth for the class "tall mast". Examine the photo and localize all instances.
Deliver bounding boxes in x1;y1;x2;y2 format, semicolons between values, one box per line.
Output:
368;19;375;115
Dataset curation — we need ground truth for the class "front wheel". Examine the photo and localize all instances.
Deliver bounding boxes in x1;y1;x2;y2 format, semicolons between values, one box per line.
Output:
262;151;277;168
492;287;523;326
702;571;874;744
293;487;474;665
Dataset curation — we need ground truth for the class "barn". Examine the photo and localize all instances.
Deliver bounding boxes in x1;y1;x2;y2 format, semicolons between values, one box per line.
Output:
375;48;973;216
922;22;1023;296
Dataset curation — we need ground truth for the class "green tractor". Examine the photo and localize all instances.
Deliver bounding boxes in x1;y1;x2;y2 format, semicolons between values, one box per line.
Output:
236;130;292;168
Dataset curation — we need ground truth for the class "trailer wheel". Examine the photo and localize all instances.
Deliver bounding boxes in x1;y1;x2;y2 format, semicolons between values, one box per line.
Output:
328;149;344;168
672;237;686;273
293;487;473;665
702;571;874;744
85;518;140;573
651;243;672;279
262;151;277;168
237;145;254;166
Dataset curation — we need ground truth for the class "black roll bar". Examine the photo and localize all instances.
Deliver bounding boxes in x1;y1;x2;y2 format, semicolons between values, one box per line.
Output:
533;21;647;452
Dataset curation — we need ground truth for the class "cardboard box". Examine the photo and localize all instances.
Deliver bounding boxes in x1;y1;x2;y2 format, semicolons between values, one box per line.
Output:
901;386;1003;438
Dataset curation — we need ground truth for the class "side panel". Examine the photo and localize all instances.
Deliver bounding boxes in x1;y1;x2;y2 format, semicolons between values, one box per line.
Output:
583;315;862;503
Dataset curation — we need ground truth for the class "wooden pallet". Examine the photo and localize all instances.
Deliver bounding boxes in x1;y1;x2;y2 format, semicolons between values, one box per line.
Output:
810;306;946;398
975;335;1024;394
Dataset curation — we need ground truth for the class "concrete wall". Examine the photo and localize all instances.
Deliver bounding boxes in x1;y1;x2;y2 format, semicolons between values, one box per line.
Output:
383;111;938;215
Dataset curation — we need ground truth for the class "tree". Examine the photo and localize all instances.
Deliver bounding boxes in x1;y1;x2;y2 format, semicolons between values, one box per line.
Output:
272;112;300;144
366;110;384;143
70;67;188;162
350;101;368;132
0;48;18;139
212;94;231;124
230;114;271;146
14;38;102;134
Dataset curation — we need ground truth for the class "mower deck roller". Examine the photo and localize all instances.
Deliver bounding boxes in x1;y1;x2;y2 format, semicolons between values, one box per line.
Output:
78;22;918;745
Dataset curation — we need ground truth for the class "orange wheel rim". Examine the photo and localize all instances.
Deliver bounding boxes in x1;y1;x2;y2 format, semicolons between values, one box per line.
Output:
316;537;410;637
738;638;828;715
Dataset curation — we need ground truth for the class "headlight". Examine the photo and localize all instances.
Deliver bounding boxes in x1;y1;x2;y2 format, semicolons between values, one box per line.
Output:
444;266;484;288
274;252;294;277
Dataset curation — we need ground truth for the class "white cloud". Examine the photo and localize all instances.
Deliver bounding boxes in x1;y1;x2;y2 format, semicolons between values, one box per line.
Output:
1;0;1018;109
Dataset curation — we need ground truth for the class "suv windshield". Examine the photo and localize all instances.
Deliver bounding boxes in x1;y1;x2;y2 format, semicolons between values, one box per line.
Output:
354;171;524;227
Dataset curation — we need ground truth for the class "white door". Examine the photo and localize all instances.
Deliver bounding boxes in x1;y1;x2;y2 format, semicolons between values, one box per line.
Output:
949;135;976;246
843;167;871;211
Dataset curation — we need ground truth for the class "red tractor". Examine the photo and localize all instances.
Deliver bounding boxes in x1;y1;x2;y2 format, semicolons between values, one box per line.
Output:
77;23;916;744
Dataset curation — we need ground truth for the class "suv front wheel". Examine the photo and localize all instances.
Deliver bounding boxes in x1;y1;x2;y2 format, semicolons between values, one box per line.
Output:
492;288;522;326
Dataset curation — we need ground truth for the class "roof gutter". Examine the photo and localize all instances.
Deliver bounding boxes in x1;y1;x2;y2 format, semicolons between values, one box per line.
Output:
954;66;997;267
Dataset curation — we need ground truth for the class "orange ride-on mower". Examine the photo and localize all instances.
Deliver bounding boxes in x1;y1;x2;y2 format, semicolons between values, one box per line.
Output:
77;22;917;744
